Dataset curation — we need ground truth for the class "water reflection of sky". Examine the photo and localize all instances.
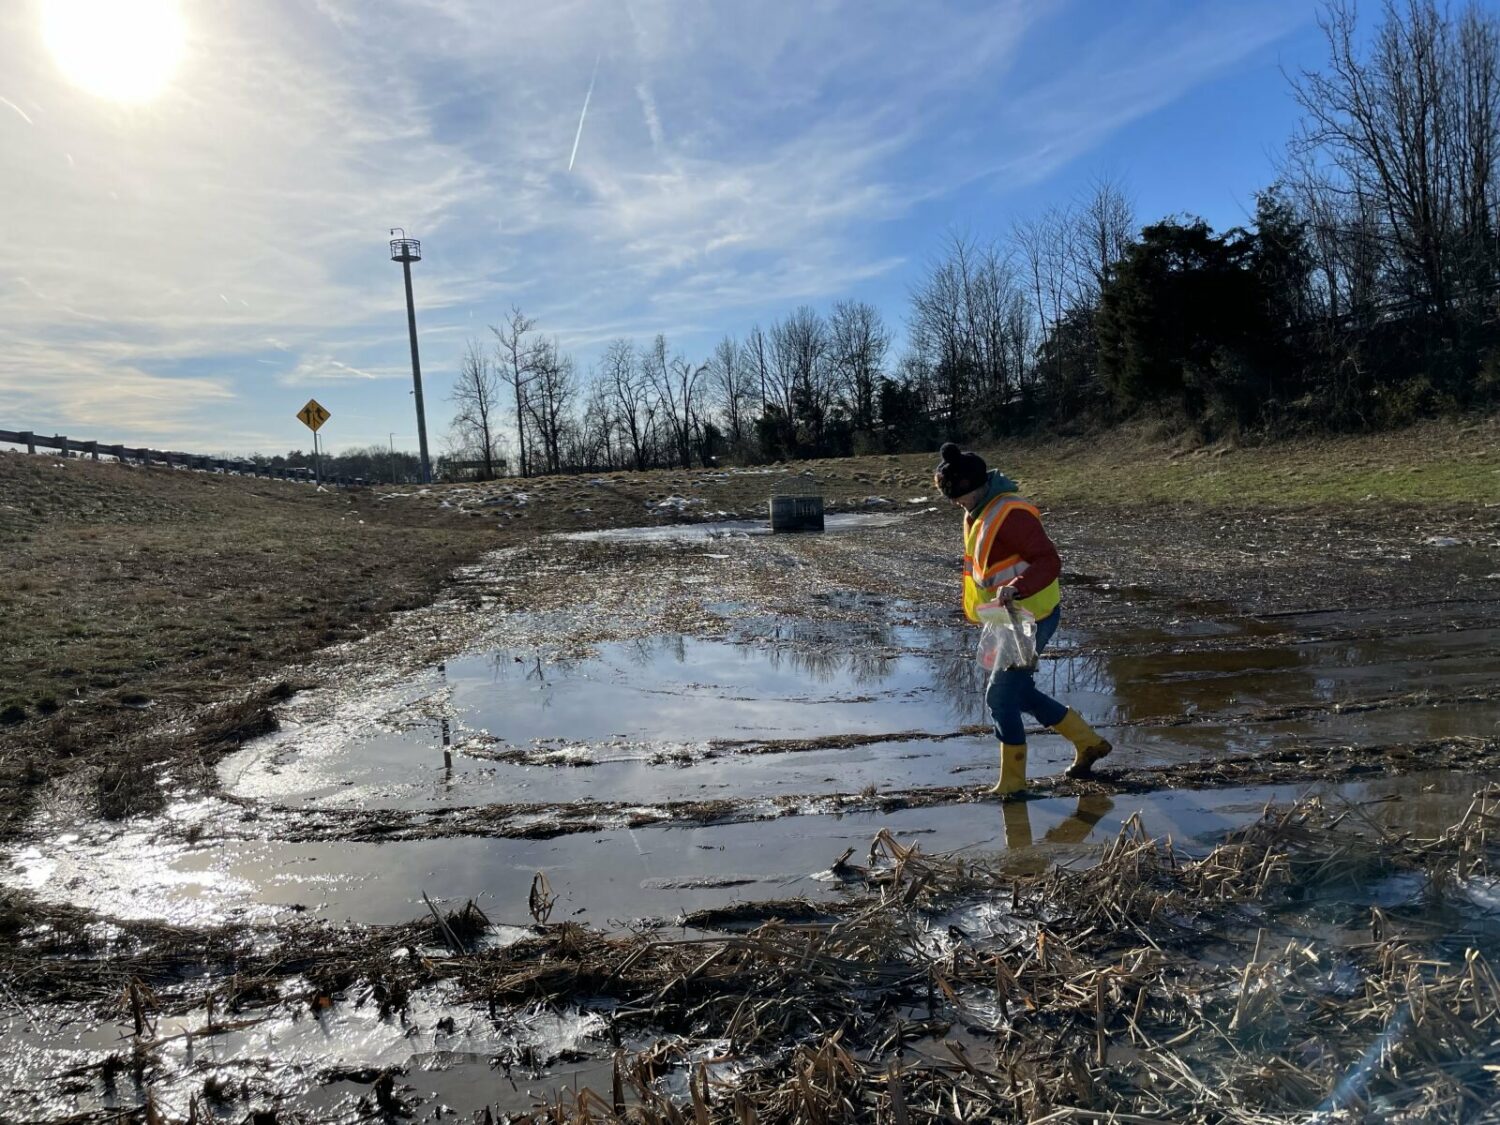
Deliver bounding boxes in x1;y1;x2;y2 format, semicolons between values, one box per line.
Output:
215;616;1500;812
450;629;984;745
455;620;1500;747
17;771;1498;932
1052;625;1500;726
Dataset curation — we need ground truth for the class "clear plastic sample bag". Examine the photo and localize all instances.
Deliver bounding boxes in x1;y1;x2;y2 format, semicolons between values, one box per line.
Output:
976;602;1038;676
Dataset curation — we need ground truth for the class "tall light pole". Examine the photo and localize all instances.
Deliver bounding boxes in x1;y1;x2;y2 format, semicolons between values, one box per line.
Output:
388;432;398;485
389;229;432;484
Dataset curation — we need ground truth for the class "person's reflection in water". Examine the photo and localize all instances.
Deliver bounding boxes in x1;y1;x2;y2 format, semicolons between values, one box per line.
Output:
1044;793;1115;845
1001;793;1118;855
1001;800;1036;850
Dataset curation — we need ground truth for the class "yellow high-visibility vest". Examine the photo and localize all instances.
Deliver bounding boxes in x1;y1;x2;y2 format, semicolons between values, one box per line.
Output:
962;493;1062;624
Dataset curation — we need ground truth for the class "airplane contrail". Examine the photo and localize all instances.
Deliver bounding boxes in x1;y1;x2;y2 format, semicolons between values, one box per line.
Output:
567;53;601;173
1;96;34;125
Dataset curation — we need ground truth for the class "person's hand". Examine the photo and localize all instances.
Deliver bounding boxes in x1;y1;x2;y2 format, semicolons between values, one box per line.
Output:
994;584;1017;606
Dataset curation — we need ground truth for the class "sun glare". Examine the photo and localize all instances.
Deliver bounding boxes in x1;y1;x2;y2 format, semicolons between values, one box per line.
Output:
42;0;185;104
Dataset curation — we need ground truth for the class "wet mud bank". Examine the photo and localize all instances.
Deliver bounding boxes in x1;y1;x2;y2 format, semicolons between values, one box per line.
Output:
11;779;1500;1123
4;499;1500;1122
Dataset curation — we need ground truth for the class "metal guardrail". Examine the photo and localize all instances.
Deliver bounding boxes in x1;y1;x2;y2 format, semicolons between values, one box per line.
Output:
0;428;366;488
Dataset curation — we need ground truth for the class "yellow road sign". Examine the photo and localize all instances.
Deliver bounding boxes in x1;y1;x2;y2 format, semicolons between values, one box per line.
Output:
297;399;331;432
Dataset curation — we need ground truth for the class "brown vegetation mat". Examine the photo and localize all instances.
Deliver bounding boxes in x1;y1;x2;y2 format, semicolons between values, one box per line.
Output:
17;786;1500;1122
485;790;1500;1123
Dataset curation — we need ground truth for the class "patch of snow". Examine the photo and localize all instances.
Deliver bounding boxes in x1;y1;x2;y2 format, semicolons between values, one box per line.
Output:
647;495;706;512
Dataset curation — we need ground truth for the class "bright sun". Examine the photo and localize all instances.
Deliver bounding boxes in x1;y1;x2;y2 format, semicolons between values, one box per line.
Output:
42;0;185;104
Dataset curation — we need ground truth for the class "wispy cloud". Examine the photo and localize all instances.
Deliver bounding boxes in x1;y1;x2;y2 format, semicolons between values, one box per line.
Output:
275;356;407;386
0;0;1308;451
0;337;234;442
621;0;665;152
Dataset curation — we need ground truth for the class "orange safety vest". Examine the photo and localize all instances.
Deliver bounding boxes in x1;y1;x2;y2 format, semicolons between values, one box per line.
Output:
962;492;1062;624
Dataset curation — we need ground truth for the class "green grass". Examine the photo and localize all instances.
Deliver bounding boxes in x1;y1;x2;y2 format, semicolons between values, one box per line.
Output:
665;416;1498;510
975;416;1500;507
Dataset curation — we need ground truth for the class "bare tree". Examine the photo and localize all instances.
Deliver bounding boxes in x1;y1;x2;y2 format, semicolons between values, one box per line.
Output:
1073;174;1135;301
601;337;655;471
1281;146;1391;330
706;335;756;447
909;233;1028;429
641;334;704;469
491;305;538;477
450;337;504;479
828;300;891;432
1291;0;1500;316
908;239;968;429
770;306;832;448
1013;209;1077;385
524;337;577;475
579;377;618;470
743;324;771;416
966;243;1027;406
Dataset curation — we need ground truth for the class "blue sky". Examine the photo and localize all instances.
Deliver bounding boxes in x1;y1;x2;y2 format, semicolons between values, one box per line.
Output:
0;0;1332;456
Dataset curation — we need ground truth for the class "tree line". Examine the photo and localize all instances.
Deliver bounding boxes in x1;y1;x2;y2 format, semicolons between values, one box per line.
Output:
447;297;910;476
430;0;1500;477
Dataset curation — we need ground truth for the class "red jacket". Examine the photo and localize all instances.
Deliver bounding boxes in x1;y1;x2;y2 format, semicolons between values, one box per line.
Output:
984;505;1061;599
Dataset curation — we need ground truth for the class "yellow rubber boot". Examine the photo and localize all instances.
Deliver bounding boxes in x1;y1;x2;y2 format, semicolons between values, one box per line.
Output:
1053;709;1113;779
987;743;1028;798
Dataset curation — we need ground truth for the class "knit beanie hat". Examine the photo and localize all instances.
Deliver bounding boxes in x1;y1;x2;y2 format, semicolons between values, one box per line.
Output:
934;442;987;499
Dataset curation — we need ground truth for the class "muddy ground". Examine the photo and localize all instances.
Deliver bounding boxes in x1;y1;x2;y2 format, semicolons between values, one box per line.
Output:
3;426;1500;1123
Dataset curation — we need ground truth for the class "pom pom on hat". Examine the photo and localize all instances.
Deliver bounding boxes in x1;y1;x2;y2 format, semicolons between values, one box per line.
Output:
933;442;987;499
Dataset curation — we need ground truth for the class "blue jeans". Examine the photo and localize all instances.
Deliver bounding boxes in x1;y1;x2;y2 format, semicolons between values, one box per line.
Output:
985;608;1067;744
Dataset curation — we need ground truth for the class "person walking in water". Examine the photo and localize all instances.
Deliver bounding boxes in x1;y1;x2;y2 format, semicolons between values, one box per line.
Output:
934;442;1112;796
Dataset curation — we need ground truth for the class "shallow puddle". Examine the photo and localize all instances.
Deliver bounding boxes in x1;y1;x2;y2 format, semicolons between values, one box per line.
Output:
447;631;977;745
229;729;999;811
223;629;980;809
11;773;1492;931
220;617;1500;814
559;511;910;543
1;987;609;1123
1046;624;1500;726
221;692;1500;816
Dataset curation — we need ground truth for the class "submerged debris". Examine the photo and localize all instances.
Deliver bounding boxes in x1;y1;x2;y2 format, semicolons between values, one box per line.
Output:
481;789;1500;1123
9;790;1500;1120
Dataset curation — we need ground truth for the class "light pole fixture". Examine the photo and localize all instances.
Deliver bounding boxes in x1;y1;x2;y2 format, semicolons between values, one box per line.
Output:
389;228;432;484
